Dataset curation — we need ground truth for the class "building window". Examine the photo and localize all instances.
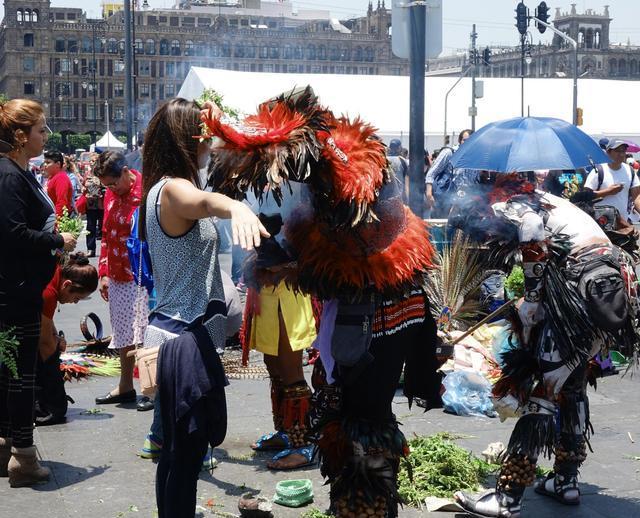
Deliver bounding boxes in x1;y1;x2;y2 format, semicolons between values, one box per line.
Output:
16;9;23;23
170;17;179;27
138;60;151;76
171;40;180;56
196;41;206;56
114;60;125;73
135;38;143;54
114;83;124;97
184;40;194;56
364;47;375;62
114;106;125;121
166;62;175;76
140;84;150;97
107;38;118;54
311;65;322;73
259;46;268;59
182;17;195;27
81;36;92;53
56;82;71;97
159;39;169;55
24;33;34;47
198;18;211;27
23;56;35;72
55;38;65;52
145;39;155;55
306;45;316;60
23;81;35;95
318;45;326;60
335;65;345;74
68;39;78;53
359;66;369;75
234;44;244;58
288;64;298;73
147;16;157;26
87;104;97;120
55;12;65;20
294;45;303;59
263;64;274;73
60;58;72;73
165;84;175;97
32;9;39;23
61;104;72;119
354;46;363;61
269;45;279;59
283;45;293;59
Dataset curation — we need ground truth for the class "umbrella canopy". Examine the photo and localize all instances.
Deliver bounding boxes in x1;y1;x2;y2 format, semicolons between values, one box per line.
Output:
450;116;609;172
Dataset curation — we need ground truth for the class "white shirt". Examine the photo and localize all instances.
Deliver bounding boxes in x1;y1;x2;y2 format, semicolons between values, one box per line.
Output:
584;162;639;219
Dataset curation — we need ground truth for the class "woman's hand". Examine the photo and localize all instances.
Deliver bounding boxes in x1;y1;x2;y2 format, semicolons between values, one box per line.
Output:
229;201;270;250
200;100;223;121
99;276;109;302
60;232;77;252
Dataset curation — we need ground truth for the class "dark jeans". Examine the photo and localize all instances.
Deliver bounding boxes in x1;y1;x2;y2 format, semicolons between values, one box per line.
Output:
85;208;103;254
155;401;209;518
0;312;41;447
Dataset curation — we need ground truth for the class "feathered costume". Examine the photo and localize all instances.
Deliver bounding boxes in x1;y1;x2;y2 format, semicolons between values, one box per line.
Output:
453;175;639;518
202;87;439;517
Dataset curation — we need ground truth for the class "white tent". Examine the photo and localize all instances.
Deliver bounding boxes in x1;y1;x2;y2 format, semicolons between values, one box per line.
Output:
179;67;640;152
95;131;126;150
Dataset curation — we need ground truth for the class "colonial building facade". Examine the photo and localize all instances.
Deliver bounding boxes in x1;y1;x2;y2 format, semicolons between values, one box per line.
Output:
428;5;640;81
0;0;406;136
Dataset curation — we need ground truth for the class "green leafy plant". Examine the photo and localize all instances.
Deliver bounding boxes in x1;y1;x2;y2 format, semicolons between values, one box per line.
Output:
504;265;525;299
0;328;19;379
301;509;332;518
398;433;499;506
57;206;85;238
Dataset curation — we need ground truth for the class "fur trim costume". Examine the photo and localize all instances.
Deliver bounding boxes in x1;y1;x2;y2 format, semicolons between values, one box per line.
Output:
202;86;439;517
453;176;639;517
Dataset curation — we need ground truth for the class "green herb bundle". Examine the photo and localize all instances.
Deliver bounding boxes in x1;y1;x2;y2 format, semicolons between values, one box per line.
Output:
0;328;19;379
398;433;499;506
504;265;525;299
197;88;239;120
57;207;85;238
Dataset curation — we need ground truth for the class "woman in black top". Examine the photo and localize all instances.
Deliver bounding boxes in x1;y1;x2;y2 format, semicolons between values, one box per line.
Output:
0;99;76;488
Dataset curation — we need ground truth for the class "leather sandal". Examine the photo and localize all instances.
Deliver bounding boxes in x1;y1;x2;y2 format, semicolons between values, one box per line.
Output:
534;472;580;505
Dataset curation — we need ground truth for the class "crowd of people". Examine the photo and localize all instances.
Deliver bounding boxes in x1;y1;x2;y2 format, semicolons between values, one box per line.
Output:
1;93;639;518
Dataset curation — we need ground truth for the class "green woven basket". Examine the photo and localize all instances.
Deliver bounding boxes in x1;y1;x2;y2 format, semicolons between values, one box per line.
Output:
273;479;313;508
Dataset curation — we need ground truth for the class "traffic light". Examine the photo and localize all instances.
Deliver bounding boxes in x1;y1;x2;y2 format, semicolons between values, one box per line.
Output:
483;47;491;66
535;1;549;33
515;2;529;35
576;107;584;126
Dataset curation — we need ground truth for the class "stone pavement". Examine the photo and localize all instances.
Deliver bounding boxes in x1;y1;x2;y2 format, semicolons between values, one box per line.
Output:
2;257;640;518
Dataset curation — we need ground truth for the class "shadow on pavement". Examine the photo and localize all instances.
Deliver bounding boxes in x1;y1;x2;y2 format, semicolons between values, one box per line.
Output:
33;462;110;491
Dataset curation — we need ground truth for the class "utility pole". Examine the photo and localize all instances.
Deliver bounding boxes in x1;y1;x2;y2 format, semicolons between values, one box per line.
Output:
515;2;529;118
520;33;525;117
408;1;426;218
124;0;134;150
470;24;478;131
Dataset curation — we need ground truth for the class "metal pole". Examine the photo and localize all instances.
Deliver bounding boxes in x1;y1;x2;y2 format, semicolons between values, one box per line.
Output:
470;24;477;131
520;34;525;117
443;66;472;142
572;43;578;125
132;0;138;142
408;1;426;217
124;0;134;150
532;17;578;124
91;23;98;145
105;100;110;136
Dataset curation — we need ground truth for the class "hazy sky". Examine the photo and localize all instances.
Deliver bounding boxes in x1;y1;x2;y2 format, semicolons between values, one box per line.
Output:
2;1;638;55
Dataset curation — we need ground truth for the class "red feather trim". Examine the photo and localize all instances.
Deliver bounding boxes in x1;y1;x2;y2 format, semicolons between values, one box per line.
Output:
319;116;387;206
286;206;435;296
317;420;351;479
201;103;309;150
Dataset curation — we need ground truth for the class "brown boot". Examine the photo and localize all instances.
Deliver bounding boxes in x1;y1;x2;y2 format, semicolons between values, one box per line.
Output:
8;446;50;487
0;437;12;477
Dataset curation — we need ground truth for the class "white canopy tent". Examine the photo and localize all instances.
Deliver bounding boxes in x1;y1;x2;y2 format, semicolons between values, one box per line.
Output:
94;131;126;151
179;67;640;152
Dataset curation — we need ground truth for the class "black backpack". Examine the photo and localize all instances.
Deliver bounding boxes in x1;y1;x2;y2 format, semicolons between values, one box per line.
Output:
35;351;73;426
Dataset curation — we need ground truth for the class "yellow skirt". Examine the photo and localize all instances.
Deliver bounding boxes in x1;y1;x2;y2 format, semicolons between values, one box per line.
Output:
249;282;317;356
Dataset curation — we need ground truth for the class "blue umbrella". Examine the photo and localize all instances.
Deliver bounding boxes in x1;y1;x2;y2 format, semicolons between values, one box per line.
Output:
450;116;609;172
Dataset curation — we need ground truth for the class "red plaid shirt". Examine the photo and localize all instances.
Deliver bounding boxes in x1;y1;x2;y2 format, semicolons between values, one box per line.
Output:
98;170;142;281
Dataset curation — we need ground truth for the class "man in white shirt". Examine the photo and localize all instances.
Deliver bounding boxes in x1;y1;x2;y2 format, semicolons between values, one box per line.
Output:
584;139;640;222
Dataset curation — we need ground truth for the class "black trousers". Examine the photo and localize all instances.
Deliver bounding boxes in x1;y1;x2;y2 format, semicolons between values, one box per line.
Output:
0;312;41;448
156;402;209;518
85;208;103;254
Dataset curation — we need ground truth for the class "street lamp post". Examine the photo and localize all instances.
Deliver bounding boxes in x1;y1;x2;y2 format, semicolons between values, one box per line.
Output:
532;17;578;125
444;66;473;142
